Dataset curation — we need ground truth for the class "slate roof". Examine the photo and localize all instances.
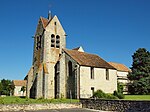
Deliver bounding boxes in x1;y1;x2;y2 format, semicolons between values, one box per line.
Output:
12;80;27;87
108;62;130;72
63;49;115;69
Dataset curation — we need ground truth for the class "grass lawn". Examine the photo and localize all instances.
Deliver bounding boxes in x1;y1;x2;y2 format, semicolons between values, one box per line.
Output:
0;96;79;104
125;95;150;100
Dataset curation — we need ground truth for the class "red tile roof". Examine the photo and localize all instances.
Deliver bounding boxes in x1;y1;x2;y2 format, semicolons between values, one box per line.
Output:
40;17;49;29
108;62;130;72
12;80;27;87
63;49;115;69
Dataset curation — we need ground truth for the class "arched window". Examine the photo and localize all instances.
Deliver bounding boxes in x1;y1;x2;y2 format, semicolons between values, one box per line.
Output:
68;61;72;76
51;34;55;47
56;35;60;48
36;35;42;50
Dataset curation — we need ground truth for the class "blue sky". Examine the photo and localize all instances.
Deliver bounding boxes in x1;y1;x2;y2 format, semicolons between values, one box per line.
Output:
0;0;150;80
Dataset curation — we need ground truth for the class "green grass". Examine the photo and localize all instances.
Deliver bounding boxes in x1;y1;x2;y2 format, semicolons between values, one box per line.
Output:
125;95;150;100
0;96;79;104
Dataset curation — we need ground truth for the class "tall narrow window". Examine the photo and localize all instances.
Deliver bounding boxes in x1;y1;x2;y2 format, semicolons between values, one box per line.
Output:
51;34;55;47
54;22;57;25
56;35;60;48
68;61;72;76
106;69;109;80
91;67;94;79
36;35;42;50
57;61;60;72
91;87;94;96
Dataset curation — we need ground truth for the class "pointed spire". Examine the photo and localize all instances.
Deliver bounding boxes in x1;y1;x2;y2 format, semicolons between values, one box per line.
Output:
48;10;52;20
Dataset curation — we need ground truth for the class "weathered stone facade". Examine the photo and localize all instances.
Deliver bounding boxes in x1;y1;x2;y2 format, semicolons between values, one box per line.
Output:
26;12;117;99
79;67;117;98
27;13;66;99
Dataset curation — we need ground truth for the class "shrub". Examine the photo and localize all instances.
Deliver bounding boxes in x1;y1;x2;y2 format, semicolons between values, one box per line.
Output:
0;97;4;104
93;89;118;99
117;92;125;99
117;82;124;93
105;94;118;99
93;90;106;98
113;90;125;99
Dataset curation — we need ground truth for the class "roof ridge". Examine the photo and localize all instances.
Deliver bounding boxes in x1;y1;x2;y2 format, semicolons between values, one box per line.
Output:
40;16;48;20
108;62;130;72
40;17;49;29
66;48;100;57
109;62;124;65
63;49;116;69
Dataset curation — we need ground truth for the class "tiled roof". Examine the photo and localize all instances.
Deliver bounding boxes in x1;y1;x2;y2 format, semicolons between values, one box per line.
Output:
12;80;27;87
40;17;49;29
108;62;130;72
63;49;115;69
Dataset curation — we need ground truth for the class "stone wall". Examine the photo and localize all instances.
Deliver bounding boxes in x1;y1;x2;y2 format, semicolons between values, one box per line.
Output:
80;98;150;112
26;67;33;98
80;67;117;98
64;53;79;99
0;103;81;111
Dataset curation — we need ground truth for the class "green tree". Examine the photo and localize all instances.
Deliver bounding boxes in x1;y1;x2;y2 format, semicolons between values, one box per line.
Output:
0;82;2;95
0;79;14;96
128;48;150;94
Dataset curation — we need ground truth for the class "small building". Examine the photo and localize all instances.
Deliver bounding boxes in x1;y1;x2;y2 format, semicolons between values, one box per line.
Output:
12;80;27;96
108;62;130;93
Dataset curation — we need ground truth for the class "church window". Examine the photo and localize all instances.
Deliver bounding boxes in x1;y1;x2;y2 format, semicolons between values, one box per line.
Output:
51;34;55;47
91;67;94;79
56;35;60;48
56;61;60;72
106;69;109;80
91;87;94;96
68;61;72;76
36;35;42;50
54;22;57;25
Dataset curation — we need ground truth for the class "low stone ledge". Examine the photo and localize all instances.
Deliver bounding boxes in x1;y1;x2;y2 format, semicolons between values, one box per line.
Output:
80;98;150;112
0;103;82;111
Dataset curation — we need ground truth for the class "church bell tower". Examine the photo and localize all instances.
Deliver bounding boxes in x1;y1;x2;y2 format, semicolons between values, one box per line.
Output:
30;12;66;99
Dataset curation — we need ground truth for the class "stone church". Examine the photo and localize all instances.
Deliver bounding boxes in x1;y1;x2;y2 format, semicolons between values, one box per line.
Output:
26;12;117;99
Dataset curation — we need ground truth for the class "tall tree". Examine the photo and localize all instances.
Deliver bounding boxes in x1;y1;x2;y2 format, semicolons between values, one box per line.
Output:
0;79;14;96
0;82;2;95
128;48;150;94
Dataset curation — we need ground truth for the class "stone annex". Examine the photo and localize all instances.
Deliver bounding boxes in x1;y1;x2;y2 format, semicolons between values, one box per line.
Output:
26;12;129;99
